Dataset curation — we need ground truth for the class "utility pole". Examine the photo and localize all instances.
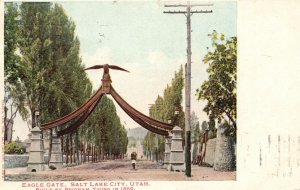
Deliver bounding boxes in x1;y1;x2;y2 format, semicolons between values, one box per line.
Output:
164;2;213;177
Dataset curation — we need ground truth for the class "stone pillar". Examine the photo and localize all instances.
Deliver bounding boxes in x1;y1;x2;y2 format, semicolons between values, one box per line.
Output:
164;132;172;168
27;127;45;172
204;138;217;166
43;130;50;155
49;130;63;168
25;133;32;153
168;126;184;172
213;123;236;171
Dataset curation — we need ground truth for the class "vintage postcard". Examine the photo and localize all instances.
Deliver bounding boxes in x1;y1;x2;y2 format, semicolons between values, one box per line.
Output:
1;0;300;190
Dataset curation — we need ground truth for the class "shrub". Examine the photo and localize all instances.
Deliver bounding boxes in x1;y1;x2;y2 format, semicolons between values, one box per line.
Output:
201;162;213;167
4;141;25;154
49;165;57;170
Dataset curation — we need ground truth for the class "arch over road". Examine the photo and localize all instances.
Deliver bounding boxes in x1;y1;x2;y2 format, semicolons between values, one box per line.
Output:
41;64;173;136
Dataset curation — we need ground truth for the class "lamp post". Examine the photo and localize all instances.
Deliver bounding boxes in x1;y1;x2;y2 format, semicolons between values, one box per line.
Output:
167;106;180;126
175;107;180;115
167;118;172;125
35;109;40;128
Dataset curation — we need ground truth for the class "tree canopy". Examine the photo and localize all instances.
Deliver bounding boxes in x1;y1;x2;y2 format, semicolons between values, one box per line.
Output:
4;3;20;84
196;31;237;135
4;2;93;129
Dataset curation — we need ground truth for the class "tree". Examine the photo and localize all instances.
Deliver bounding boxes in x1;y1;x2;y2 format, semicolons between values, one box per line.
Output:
190;112;200;162
16;2;53;127
190;111;199;143
196;31;237;135
4;3;21;143
4;82;19;143
4;2;20;84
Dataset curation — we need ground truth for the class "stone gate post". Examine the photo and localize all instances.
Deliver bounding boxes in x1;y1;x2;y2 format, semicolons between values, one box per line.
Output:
164;132;172;168
49;130;63;168
168;126;184;172
27;126;45;172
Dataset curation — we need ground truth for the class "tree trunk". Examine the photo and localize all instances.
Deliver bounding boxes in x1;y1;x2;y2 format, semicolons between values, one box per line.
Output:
95;147;97;162
66;135;69;164
80;143;82;164
94;146;96;162
223;110;237;130
8;105;18;143
75;131;79;165
90;148;92;162
4;104;8;144
96;149;98;162
91;146;93;162
202;132;208;163
61;136;64;164
48;129;53;165
70;134;73;164
97;149;98;161
83;142;86;163
87;148;89;162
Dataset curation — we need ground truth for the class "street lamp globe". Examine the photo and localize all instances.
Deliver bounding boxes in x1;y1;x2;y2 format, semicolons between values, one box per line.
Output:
35;109;40;116
174;106;180;115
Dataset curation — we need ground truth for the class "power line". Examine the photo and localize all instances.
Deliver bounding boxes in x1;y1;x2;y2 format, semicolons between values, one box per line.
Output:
163;10;212;14
164;3;213;7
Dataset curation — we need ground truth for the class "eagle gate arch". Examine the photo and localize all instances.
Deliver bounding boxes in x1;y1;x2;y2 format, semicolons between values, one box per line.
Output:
38;65;175;167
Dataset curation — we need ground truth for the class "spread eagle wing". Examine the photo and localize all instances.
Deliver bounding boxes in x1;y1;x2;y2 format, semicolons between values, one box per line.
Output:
83;65;104;71
109;65;130;73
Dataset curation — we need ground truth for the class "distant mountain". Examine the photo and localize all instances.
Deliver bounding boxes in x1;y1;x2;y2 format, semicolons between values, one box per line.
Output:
127;127;147;140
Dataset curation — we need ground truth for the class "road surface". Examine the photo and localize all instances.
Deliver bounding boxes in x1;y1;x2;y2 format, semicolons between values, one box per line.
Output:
5;159;236;181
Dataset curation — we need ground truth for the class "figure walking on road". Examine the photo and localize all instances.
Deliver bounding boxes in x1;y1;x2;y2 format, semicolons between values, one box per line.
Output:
131;152;137;170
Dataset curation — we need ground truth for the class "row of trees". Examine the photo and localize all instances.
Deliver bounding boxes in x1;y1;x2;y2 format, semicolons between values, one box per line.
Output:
60;95;128;164
78;95;128;160
143;66;185;161
4;2;128;162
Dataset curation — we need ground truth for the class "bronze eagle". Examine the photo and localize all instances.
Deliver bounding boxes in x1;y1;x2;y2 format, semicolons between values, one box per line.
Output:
83;64;129;82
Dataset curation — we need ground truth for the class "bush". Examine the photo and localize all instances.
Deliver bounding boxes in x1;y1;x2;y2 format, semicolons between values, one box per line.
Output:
4;141;25;154
49;165;57;170
201;162;213;167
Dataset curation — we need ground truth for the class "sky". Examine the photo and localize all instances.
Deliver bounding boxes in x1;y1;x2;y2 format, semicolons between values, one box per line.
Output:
12;1;236;141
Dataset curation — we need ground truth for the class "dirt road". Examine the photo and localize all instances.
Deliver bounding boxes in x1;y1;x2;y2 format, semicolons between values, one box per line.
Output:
5;159;236;181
